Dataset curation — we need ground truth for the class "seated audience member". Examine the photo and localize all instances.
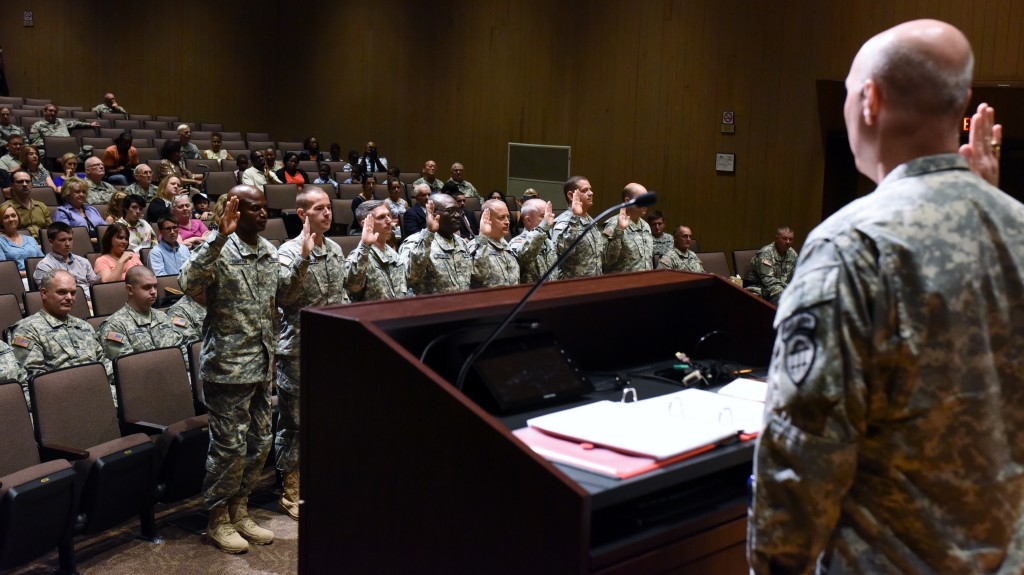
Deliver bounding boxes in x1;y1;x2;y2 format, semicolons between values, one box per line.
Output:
192;192;212;222
19;145;57;191
351;174;377;222
28;104;99;156
51;152;83;188
0;106;25;153
299;137;324;162
104;190;129;224
233;153;250;185
34;222;101;297
326;142;343;163
172;194;209;249
266;146;284;171
11;270;112;385
384;178;408;240
413;160;443;193
241;149;281;192
177;124;201;160
206;194;229;233
54;177;106;240
124;163;158;200
0;203;43;275
647;210;673;264
486;190;504;202
403;183;429;235
149;215;192;276
313;163;339;193
342;164;364;185
116;194;156;252
468;199;519;288
94;222;143;282
159;140;204;189
147;175;184;224
0;134;24;172
98;266;185;361
657;225;705;272
6;170;52;238
401;193;472;295
102;132;138;186
92;92;127;116
602;183;654;274
83;156;118;206
444;183;477;239
167;294;206;342
343;149;360;172
276;152;310;189
447;162;479;198
744;226;797;304
357;140;388;173
203;132;234;165
513;188;541;235
509;198;558;284
346;200;408;301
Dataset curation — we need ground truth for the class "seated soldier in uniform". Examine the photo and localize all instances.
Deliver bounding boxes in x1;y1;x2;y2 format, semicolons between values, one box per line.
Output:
98;266;186;361
744;226;798;304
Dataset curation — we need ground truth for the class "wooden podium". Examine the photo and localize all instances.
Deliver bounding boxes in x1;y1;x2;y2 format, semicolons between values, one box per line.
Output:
300;270;777;574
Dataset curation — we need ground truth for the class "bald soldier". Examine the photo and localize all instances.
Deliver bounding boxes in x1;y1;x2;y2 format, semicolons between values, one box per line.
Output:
509;198;558;284
602;183;653;274
98;266;185;360
467;199;519;288
748;20;1023;574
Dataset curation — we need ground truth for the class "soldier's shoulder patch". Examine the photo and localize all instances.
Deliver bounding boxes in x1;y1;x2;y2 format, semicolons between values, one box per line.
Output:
762;258;773;267
11;336;31;349
105;331;125;343
781;312;816;386
172;317;188;328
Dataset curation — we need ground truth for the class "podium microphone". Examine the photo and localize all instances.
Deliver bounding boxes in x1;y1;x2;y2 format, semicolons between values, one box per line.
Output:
455;192;657;391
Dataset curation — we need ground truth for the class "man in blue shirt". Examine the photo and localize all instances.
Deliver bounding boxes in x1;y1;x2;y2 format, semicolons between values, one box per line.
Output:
149;215;191;276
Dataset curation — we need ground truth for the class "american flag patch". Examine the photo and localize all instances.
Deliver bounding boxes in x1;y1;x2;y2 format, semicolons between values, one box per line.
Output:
106;332;125;343
11;336;30;348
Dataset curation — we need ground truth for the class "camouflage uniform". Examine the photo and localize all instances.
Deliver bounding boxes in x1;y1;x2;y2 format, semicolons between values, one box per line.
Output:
412;177;443;194
345;241;408;301
468;235;519;288
179;231;307;509
401;230;472;295
749;154;1024;574
652;233;674;264
0;340;30;408
446;178;479;198
657;247;705;272
10;310;113;388
0;153;19;172
0;123;25;150
98;304;185;360
549;210;605;279
28;118;94;151
87;179;117;207
509;221;558;284
602;217;653;274
166;295;206;343
123;182;157;201
744;242;797;304
275;236;346;473
91;103;128;116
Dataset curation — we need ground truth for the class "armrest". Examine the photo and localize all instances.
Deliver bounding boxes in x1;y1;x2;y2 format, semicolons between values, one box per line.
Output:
39;442;89;461
125;419;169;435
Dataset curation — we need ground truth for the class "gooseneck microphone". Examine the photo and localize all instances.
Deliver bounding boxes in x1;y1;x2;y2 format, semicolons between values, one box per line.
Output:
454;192;657;391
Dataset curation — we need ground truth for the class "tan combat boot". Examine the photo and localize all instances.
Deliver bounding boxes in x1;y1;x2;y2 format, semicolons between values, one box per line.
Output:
228;496;275;545
207;504;249;554
280;470;300;521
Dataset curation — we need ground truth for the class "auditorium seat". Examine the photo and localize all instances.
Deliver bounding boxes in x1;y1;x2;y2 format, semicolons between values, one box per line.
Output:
265;184;300;213
136;147;160;163
261;218;289;242
23;98;50;106
0;96;22;107
200;123;223;132
113;119;140;131
331;199;354;234
131;128;157;140
732;248;760;282
24;257;43;290
338;183;362;199
144;120;170;131
82;136;111;150
185;158;217;173
204;171;237;197
42;136;80;165
0;293;23;335
89;281;128;316
98;128;123;140
695;251;731;277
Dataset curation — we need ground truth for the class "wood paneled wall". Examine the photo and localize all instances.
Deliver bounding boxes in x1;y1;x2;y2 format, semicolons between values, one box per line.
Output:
3;1;1023;256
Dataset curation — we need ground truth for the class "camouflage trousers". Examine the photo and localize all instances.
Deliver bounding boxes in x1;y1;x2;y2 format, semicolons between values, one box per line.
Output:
202;379;273;509
274;357;300;473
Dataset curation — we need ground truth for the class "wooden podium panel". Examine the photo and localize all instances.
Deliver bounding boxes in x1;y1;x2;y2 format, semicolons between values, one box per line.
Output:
300;270;777;574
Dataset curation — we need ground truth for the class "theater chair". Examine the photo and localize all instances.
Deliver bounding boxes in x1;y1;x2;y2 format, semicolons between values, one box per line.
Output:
30;362;160;541
0;380;78;574
114;347;209;503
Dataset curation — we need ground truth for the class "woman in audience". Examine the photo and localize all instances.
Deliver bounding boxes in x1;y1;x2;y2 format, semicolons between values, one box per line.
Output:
384;178;407;242
19;145;57;191
172;194;209;249
0;204;43;276
94;222;142;282
202;132;234;165
487;190;505;202
299;137;324;162
104;189;129;224
147;175;184;223
159;140;204;189
275;151;310;189
207;194;229;233
351;174;377;221
51;153;82;188
233;153;249;185
54;177;106;239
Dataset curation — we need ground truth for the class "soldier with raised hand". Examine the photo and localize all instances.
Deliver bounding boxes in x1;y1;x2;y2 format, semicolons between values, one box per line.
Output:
748;20;1022;574
98;266;184;361
743;226;797;304
402;193;472;295
179;185;310;554
657;225;704;273
274;186;346;521
468;199;519;288
602;182;653;274
346;200;408;301
509;198;558;284
549;176;627;278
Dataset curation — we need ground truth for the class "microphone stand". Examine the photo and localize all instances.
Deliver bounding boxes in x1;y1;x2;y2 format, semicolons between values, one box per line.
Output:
454;193;657;391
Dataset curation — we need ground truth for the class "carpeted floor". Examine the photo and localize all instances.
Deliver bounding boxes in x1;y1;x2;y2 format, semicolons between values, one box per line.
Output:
9;469;298;575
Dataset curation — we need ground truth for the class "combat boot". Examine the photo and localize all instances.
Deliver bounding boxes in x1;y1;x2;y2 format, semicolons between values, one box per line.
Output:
228;496;275;545
207;504;249;554
280;470;300;520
